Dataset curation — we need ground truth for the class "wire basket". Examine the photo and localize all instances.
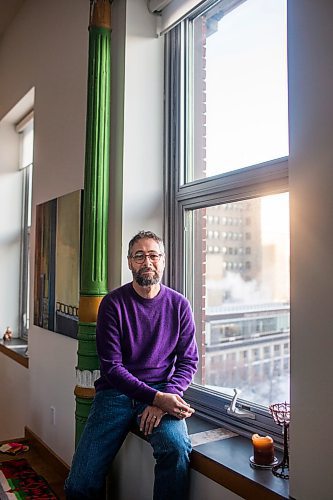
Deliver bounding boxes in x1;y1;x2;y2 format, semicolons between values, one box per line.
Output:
269;402;290;479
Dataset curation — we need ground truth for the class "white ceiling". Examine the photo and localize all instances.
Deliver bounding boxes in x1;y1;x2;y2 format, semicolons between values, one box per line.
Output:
0;0;25;40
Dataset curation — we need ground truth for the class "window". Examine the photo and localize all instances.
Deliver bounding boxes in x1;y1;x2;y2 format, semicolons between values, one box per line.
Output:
165;0;289;438
264;345;271;357
274;344;281;356
16;112;34;340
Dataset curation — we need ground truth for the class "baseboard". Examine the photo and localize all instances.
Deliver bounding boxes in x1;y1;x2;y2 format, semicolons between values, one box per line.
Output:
24;426;70;476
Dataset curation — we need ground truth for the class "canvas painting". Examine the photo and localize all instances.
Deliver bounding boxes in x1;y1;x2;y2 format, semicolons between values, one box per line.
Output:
34;190;81;338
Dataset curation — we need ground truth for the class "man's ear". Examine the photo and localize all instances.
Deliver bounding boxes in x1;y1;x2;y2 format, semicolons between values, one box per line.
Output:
128;257;132;271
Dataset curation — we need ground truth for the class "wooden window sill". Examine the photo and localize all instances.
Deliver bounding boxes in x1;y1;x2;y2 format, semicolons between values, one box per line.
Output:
0;339;29;368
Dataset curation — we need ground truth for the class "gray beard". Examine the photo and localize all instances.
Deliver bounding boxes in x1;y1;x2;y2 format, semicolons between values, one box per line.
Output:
132;268;161;287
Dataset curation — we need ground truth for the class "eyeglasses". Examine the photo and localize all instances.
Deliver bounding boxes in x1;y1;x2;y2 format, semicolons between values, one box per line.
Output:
130;252;164;264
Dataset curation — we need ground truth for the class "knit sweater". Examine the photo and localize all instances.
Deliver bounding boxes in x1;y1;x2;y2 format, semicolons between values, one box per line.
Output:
94;283;198;405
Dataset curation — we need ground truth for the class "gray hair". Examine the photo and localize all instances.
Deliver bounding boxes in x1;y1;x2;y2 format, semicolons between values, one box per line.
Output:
128;230;165;257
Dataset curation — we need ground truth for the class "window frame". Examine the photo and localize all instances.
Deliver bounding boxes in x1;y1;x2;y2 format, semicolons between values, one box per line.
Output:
164;6;289;441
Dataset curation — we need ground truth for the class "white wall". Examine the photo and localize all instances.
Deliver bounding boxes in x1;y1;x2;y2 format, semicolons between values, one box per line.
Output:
108;0;126;291
0;0;88;464
288;1;333;499
120;0;164;283
0;355;29;442
28;328;77;464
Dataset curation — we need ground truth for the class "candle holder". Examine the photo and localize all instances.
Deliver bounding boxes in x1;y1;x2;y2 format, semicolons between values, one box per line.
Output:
250;434;278;469
269;402;290;480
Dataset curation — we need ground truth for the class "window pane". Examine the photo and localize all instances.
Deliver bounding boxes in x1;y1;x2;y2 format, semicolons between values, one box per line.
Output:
185;193;290;407
19;120;34;169
187;0;288;183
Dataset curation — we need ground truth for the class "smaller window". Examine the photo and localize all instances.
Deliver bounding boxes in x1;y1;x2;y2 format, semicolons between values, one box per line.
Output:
264;346;271;356
252;348;260;361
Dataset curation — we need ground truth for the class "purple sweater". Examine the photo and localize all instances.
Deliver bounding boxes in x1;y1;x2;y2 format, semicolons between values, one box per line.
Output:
94;283;198;404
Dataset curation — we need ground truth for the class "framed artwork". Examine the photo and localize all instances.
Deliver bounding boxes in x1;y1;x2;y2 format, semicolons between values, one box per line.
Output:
34;190;82;338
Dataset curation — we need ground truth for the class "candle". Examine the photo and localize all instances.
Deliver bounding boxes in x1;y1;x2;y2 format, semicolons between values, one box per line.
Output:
252;434;275;465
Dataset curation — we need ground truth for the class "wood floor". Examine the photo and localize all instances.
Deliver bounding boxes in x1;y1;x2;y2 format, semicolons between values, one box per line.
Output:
0;435;68;499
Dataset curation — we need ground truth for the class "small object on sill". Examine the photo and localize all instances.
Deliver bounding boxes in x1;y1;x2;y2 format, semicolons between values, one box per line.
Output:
252;433;275;465
3;326;13;341
0;442;29;455
249;456;279;470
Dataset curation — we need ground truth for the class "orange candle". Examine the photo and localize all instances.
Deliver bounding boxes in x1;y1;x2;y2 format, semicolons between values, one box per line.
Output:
252;434;275;465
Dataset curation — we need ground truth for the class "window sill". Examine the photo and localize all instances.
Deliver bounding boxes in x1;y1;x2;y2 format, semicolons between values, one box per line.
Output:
187;415;289;500
0;338;29;368
132;414;289;500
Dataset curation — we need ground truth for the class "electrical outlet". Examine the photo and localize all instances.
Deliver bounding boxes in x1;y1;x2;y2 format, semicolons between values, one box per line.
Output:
50;406;56;425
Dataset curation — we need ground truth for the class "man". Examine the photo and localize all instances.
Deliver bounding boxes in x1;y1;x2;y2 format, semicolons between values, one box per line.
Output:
65;230;198;500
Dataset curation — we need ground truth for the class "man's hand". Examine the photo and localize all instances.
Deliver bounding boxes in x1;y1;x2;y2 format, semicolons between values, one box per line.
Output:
138;406;166;436
153;392;195;419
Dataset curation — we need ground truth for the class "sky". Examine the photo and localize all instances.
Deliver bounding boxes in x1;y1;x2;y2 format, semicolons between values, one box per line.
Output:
204;0;288;176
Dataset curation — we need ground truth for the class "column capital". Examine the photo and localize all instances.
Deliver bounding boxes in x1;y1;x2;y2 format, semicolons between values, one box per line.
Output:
90;0;111;30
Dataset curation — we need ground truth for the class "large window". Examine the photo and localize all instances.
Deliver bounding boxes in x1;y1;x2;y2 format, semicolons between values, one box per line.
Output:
165;0;289;438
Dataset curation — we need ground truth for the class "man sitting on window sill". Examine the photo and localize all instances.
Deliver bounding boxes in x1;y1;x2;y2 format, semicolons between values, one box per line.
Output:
65;230;198;500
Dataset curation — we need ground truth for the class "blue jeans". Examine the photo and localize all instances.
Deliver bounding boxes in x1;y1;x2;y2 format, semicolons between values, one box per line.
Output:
64;385;192;500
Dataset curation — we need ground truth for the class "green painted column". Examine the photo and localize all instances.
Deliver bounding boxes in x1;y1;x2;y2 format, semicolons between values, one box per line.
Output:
75;0;111;446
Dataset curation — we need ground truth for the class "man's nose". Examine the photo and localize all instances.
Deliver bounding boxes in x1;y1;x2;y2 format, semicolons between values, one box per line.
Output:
141;255;154;266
